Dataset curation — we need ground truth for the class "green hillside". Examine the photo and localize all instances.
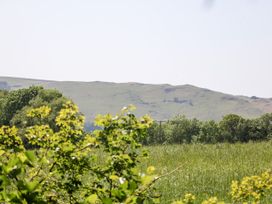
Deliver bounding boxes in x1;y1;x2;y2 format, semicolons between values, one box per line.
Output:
0;76;271;122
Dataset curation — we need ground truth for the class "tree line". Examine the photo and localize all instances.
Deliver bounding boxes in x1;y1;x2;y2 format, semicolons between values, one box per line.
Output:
144;113;272;145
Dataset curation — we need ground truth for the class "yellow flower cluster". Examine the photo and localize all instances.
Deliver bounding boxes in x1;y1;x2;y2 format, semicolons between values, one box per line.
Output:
172;193;196;204
201;197;225;204
230;171;272;203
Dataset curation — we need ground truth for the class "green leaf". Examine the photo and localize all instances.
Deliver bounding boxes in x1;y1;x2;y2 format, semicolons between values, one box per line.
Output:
141;175;155;185
26;180;40;192
18;152;28;163
101;197;112;204
85;194;99;204
128;180;137;191
0;175;9;185
25;151;36;162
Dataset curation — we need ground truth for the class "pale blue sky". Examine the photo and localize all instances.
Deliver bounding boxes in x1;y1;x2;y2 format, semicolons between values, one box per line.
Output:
0;0;271;97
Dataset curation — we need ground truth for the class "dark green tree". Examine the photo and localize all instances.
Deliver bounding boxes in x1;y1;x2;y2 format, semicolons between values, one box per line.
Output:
166;115;200;144
0;87;68;131
197;120;221;143
0;86;42;125
219;114;247;142
144;122;166;145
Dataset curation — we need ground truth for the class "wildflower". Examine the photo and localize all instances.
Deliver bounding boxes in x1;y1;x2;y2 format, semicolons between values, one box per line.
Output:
119;177;125;184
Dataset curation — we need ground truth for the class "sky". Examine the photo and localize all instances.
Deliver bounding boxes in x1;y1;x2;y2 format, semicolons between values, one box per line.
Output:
0;0;271;98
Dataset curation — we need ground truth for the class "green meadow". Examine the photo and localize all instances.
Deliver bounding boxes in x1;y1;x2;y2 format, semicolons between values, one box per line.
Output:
143;142;272;203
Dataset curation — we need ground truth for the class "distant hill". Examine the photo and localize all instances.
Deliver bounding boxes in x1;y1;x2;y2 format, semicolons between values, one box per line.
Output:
0;76;271;122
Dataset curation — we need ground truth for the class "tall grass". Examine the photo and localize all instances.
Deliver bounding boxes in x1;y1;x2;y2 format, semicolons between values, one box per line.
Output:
143;142;272;203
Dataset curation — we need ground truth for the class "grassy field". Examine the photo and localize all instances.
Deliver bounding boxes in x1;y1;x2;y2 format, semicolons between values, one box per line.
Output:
142;142;272;203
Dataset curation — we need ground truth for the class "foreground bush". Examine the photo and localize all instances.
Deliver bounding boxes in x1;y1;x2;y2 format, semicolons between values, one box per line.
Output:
0;103;159;203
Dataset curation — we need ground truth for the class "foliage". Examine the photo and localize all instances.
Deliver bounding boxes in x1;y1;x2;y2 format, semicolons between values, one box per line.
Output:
0;126;23;152
146;116;201;145
89;105;159;203
172;193;196;204
0;102;158;203
144;122;166;145
231;171;272;203
197;120;221;144
0;89;8;98
219;114;246;143
165;116;200;144
0;86;42;125
200;197;224;204
146;113;272;145
0;86;68;132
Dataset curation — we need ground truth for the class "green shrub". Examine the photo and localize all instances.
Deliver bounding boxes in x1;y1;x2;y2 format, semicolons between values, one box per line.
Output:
0;103;159;203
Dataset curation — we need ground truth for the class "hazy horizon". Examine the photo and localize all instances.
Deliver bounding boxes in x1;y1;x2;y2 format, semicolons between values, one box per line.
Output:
0;0;271;97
